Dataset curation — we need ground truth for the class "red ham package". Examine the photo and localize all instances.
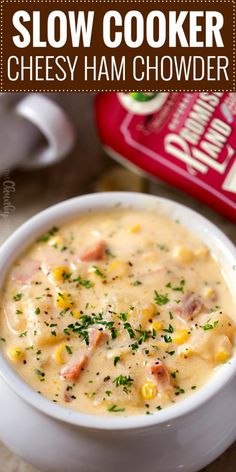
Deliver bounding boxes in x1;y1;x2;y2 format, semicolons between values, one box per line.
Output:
95;92;236;222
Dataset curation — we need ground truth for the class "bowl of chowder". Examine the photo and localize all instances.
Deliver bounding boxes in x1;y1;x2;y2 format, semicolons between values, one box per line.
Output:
0;192;235;472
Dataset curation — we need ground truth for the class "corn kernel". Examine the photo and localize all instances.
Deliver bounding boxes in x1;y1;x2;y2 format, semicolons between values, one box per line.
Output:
107;260;128;277
141;381;158;400
152;321;163;332
129;224;141;234
173;245;194;264
141;304;157;324
215;351;230;363
48;236;63;247
37;334;65;347
173;330;189;345
71;310;81;319
178;344;194;359
194;247;209;260
53;266;71;283
8;347;25;361
54;343;66;365
203;287;216;301
56;292;74;309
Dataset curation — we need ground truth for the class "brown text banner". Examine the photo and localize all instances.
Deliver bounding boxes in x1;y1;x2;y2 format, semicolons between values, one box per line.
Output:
0;0;235;92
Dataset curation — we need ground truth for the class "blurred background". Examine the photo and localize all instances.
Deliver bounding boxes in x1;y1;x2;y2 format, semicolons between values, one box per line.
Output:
0;92;235;471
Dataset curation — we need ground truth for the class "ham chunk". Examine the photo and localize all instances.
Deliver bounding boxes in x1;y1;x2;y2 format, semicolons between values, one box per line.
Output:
150;360;173;392
173;291;204;321
79;240;106;262
61;354;88;381
88;328;108;350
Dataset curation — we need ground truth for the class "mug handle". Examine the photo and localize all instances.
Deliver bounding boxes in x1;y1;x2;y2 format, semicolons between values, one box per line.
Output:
15;94;76;169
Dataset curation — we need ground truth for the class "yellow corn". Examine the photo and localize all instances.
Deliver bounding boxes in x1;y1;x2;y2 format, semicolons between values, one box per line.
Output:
141;304;157;324
53;266;71;283
37;333;65;347
141;381;158;400
129;224;141;234
204;287;216;300
54;343;66;365
152;320;163;332
56;292;74;309
107;260;128;277
194;247;209;260
178;345;194;359
48;236;63;247
173;330;189;345
215;351;230;363
71;310;81;319
172;245;194;264
8;347;25;361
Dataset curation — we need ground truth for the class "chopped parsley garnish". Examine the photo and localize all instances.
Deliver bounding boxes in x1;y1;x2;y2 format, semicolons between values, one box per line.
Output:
163;335;172;343
154;290;169;306
107;405;125;413
19;331;28;338
113;375;134;393
35;307;40;315
132;280;142;286
64;314;116;345
131;342;139;351
73;276;94;289
13;293;23;302
35;369;45;381
114;356;120;366
175;386;185;395
169;311;174;320
163;324;174;333
0;337;6;342
16;309;23;315
201;320;218;331
123;322;135;339
51;330;57;336
135;327;149;344
191;385;197;390
156;405;162;410
166;350;175;356
119;312;128;322
105;390;112;397
157;244;169;252
105;248;115;258
38;226;59;243
92;266;106;279
166;279;185;293
65;345;72;355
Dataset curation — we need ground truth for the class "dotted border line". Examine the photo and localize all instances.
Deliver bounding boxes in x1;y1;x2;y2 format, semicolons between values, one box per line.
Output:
0;2;2;91
233;1;236;91
0;0;234;3
0;0;235;92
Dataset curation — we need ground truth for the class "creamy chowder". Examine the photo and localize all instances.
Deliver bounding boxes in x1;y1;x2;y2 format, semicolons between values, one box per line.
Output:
0;209;235;416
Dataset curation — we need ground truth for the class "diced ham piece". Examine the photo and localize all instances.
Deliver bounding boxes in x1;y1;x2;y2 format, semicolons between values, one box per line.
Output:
173;291;204;321
64;392;74;403
79;240;106;262
61;354;88;381
11;260;41;284
150;360;172;392
88;328;108;350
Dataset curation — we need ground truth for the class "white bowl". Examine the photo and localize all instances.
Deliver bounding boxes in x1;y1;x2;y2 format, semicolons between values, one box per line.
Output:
0;192;236;472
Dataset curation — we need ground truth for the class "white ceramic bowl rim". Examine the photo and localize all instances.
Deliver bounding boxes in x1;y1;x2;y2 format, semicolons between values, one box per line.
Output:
0;192;235;431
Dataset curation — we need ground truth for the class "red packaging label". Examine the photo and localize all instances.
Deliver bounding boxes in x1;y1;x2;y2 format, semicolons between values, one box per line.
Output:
95;92;236;222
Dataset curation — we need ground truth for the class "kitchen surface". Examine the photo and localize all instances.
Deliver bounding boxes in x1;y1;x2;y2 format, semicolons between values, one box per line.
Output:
0;93;235;472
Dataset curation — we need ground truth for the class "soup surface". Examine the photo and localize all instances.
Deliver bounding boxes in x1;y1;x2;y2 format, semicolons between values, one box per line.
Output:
0;209;235;416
